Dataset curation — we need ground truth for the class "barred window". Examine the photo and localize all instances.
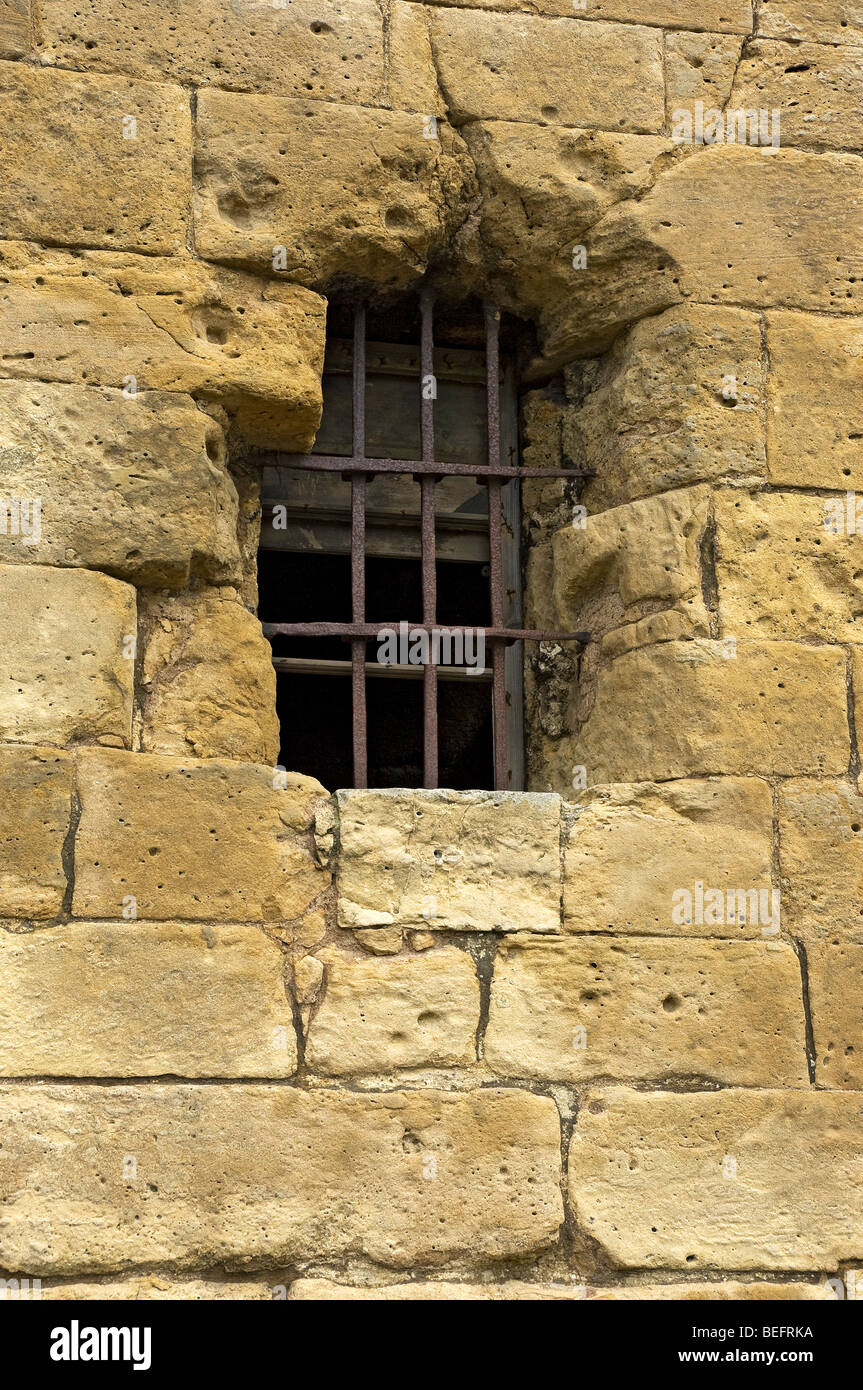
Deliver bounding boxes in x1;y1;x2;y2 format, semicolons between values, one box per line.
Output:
256;295;584;791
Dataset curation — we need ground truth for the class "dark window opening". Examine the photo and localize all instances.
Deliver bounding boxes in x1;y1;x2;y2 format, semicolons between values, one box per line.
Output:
255;294;587;793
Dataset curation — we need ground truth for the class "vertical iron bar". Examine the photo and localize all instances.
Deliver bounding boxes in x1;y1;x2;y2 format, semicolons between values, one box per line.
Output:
419;291;439;789
351;305;368;788
485;302;507;791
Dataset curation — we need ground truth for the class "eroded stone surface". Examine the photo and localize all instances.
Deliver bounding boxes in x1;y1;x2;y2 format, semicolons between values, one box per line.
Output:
139;589;279;764
336;789;562;932
0;564;135;748
731;39;863;151
485;935;806;1085
714;489;863;641
429;12;664;132
0;1085;563;1272
194;91;472;288
305;945;479;1074
289;1277;835;1299
808;943;863;1088
0;922;296;1076
564;779;775;935
73;750;324;922
569;1086;863;1268
0;382;240;585
0;745;71;919
573;640;848;784
766;310;863;489
778;779;863;945
0;63;190;253
0;242;325;448
758;0;863;45
40;0;386;102
0;0;29;56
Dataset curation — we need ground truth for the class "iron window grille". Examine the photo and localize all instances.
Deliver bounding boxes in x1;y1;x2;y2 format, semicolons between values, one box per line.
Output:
260;295;589;791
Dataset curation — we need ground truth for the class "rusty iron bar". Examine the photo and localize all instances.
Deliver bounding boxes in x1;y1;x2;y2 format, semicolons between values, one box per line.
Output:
271;452;593;481
350;306;368;788
484;302;509;791
419;290;439;789
263;621;589;643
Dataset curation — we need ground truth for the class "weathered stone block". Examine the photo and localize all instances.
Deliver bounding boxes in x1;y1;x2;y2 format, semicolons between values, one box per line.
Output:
40;0;386;103
0;242;325;449
305;946;479;1074
665;32;742;118
778;779;863;945
589;147;863;318
730;39;863;151
564;779;775;935
0;564;134;748
73;750;324;922
0;922;296;1076
808;943;863;1088
0;382;240;586
289;1277;835;1299
0;745;71;919
574;640;848;783
714;488;863;641
0;0;29;56
37;1277;275;1300
551;486;709;647
758;0;863;45
766;310;863;489
415;0;754;28
0;63;190;253
485;935;806;1085
428;12;664;132
572;306;765;510
0;1085;563;1272
193;91;472;288
139;589;279;764
336;789;562;932
569;1086;863;1268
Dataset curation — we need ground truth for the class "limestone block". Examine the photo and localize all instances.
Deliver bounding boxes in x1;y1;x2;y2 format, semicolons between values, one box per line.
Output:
139;589;279;764
758;0;863;45
0;382;240;586
0;564;135;748
564;779;774;935
730;39;863;152
551;486;709;645
428;12;664;132
408;0;754;27
193;91;472;289
571;306;765;511
465;123;672;354
73;750;324;922
36;1277;276;1300
574;640;848;783
0;0;29;56
666;32;743;118
0;922;296;1077
305;946;479;1074
766;310;863;489
40;0;386;103
335;789;562;932
778;779;863;945
0;745;71;919
389;1;442;114
714;488;863;641
0;63;190;254
0;242;325;449
289;1277;834;1299
0;1085;563;1272
485;935;806;1085
808;943;863;1088
569;1086;863;1268
588;147;863;319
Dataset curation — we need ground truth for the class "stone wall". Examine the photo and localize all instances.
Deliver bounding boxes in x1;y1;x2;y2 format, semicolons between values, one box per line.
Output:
1;0;862;1299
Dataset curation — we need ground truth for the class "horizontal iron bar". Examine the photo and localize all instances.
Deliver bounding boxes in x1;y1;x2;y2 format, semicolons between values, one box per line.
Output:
272;656;493;683
263;621;589;643
267;452;595;481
